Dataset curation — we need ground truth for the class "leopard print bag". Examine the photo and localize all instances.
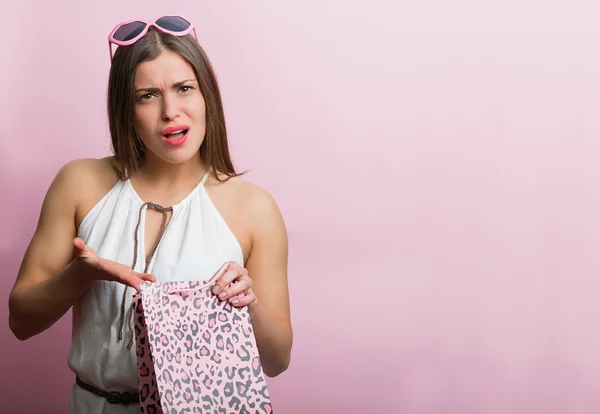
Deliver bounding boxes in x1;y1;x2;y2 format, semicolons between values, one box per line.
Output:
132;279;274;413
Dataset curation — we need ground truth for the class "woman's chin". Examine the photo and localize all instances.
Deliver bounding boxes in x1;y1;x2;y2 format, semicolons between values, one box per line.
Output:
163;152;201;165
144;140;203;166
146;148;202;166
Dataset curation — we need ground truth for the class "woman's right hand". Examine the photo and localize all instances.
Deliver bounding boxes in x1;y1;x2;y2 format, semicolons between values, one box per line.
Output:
73;237;155;291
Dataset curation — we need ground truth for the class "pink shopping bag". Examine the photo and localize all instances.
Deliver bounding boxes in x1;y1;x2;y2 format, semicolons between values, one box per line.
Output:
132;280;273;413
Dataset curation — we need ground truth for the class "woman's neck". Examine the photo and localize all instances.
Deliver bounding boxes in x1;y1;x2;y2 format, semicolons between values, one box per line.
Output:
130;154;208;205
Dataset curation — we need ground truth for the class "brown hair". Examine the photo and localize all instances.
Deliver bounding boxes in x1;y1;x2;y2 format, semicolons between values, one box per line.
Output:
107;28;242;182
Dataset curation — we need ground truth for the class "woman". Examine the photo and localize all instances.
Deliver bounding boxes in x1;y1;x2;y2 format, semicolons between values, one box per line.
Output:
8;15;292;413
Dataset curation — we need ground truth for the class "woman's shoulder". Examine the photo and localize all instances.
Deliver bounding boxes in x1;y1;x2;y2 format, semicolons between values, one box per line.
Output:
55;156;120;193
209;172;279;209
208;172;286;235
57;156;118;180
54;156;121;228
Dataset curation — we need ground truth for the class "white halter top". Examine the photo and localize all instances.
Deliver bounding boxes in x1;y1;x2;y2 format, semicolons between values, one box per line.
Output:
67;170;244;413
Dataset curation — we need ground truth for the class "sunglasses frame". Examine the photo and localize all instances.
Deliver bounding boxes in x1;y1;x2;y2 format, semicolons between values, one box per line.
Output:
108;15;198;61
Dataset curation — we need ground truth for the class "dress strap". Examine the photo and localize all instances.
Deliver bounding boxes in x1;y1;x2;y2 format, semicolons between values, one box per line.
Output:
200;167;212;186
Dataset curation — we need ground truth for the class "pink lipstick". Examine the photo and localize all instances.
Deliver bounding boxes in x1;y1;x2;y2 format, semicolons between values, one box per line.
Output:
161;125;189;147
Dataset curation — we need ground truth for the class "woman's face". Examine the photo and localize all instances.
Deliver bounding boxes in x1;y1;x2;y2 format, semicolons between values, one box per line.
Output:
133;50;206;166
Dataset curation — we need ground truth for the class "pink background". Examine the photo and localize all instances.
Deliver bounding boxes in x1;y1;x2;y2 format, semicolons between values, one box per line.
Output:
2;1;600;413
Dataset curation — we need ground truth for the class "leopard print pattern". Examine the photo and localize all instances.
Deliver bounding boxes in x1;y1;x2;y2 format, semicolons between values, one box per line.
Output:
133;280;273;413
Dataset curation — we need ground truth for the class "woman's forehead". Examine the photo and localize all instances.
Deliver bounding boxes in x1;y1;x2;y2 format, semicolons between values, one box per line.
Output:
135;51;195;87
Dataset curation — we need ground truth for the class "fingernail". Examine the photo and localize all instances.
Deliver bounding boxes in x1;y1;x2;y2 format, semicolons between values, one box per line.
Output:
212;285;220;294
218;291;226;299
232;299;239;305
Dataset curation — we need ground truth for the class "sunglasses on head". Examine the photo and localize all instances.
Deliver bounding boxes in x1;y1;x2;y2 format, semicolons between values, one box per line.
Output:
108;15;198;61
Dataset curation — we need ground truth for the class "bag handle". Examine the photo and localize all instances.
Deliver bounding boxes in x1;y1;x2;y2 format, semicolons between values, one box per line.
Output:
166;279;215;295
166;262;230;295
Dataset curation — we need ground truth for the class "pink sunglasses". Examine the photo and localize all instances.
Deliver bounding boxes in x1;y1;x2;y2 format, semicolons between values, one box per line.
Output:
108;15;198;61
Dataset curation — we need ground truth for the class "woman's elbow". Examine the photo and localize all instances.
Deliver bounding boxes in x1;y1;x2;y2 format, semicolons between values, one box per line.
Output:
263;338;293;377
8;312;32;341
263;353;291;378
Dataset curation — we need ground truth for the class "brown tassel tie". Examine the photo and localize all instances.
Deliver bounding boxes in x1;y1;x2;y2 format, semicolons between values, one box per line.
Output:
117;202;173;348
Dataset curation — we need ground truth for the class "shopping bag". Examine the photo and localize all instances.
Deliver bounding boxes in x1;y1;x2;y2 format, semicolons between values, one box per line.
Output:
132;279;274;413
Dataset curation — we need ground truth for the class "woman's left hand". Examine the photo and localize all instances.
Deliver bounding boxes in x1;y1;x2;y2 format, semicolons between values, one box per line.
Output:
209;261;258;309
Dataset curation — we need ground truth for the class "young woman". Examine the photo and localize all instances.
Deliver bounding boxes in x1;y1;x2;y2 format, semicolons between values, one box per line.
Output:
8;16;292;413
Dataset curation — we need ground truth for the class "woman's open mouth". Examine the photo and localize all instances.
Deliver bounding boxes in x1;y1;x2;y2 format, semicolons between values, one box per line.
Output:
162;125;190;146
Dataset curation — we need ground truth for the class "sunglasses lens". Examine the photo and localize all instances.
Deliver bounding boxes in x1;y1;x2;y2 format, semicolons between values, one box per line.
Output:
155;16;191;32
113;21;146;41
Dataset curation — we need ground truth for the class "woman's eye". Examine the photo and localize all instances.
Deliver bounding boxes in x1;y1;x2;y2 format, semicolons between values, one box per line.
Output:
180;86;193;93
139;93;154;101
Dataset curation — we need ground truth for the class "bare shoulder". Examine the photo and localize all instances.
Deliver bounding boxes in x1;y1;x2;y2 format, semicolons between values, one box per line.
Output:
53;157;120;229
55;156;117;184
244;183;286;235
205;173;287;260
209;173;285;229
13;157;119;290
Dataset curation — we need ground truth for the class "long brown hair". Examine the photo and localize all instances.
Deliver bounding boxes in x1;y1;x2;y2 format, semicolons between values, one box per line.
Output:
107;27;242;182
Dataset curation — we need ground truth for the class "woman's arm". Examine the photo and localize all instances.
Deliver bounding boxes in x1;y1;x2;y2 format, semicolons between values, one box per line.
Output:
9;159;154;341
9;161;90;340
210;186;293;377
244;189;292;377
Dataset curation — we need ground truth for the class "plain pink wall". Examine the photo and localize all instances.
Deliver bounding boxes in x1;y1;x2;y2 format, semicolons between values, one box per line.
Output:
2;1;600;413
